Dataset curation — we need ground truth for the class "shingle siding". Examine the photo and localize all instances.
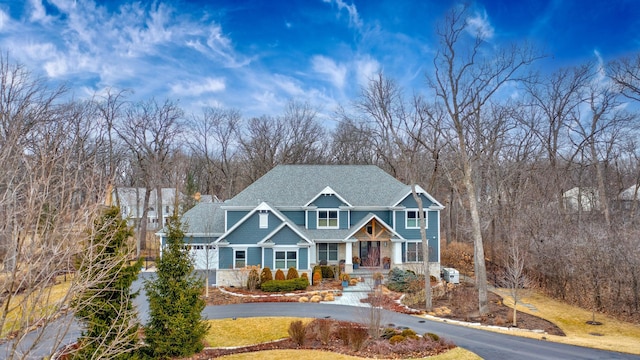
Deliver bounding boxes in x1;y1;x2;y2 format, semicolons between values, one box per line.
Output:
224;212;282;244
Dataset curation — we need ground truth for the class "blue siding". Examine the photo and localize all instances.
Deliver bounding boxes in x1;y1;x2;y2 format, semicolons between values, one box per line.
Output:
264;248;273;268
399;194;435;208
299;248;308;269
339;211;349;229
313;194;345;207
227;211;249;228
307;211;317;229
282;211;305;225
224;212;282;244
396;210;439;239
271;226;303;245
248;247;261;266
350;211;391;227
219;247;233;269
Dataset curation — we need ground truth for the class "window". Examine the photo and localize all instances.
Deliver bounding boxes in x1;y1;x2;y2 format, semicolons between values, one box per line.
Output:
234;250;246;268
406;210;427;229
318;243;338;261
275;250;297;269
318;210;338;228
406;242;423;262
259;212;268;229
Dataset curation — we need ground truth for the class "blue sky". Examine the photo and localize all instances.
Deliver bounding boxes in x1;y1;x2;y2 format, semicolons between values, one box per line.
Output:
1;0;639;118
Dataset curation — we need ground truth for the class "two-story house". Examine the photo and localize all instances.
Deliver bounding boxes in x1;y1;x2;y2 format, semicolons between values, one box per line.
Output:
166;165;444;286
112;187;183;230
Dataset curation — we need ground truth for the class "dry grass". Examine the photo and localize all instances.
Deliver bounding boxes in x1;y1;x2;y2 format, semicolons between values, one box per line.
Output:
215;347;480;360
1;275;73;337
205;317;312;347
493;288;640;355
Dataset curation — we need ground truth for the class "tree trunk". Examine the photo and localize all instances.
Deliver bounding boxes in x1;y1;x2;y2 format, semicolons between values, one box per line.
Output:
463;163;489;315
412;184;432;311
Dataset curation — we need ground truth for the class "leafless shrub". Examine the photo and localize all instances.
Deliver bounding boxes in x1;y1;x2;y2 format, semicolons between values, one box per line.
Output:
288;320;307;346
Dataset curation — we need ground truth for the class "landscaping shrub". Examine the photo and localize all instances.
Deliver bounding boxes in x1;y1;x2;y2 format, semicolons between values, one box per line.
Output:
307;318;332;345
425;332;440;341
301;272;309;281
337;325;351;345
386;267;420;293
313;265;335;279
286;267;299;279
401;328;416;337
260;277;309;292
247;268;260;290
274;269;285;281
381;328;397;340
350;326;369;351
312;270;322;285
389;334;405;345
288;320;307;346
260;267;273;284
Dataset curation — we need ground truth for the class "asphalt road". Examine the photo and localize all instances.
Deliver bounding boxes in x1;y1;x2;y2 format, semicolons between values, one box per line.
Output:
203;303;640;360
3;273;639;359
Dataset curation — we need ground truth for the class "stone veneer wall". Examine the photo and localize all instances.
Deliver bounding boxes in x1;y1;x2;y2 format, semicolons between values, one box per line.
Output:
216;269;313;288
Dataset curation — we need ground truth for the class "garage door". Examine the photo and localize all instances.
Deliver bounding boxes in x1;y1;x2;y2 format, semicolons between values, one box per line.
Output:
189;245;219;270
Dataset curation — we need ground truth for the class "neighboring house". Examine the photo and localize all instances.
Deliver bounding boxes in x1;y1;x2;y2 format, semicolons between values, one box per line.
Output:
617;184;640;211
111;187;183;230
562;187;600;212
162;165;444;287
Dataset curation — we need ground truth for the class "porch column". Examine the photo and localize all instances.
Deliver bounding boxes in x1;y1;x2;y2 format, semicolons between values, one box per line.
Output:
393;241;402;265
344;238;356;273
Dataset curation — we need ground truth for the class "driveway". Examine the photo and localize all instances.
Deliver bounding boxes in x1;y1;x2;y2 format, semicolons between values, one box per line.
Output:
3;273;639;360
203;303;640;360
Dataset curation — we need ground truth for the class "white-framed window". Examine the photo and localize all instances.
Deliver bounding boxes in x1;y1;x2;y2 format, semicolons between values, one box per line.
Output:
406;242;423;262
317;210;339;229
234;249;246;268
318;243;338;262
259;212;268;229
275;250;297;269
406;210;428;229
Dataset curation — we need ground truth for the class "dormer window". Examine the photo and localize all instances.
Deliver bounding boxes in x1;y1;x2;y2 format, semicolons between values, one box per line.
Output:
317;210;338;229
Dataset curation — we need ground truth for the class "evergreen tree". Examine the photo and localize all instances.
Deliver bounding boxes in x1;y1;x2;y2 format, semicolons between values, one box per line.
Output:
143;214;209;358
73;206;142;360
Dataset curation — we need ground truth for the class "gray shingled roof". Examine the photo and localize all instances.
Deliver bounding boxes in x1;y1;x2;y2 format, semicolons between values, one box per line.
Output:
181;202;225;235
225;165;410;207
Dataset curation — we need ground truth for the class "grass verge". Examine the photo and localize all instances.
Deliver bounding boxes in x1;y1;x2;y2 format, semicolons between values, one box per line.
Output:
492;288;640;355
204;317;312;347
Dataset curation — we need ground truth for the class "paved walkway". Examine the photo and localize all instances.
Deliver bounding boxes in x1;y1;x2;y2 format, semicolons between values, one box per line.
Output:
324;271;378;307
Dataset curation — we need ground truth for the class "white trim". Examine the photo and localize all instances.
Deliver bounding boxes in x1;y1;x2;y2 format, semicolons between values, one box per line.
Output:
257;222;313;245
273;247;299;270
393;186;445;209
304;186;353;207
317;209;340;229
405;241;424;263
233;247;248;269
405;209;428;229
342;213;405;242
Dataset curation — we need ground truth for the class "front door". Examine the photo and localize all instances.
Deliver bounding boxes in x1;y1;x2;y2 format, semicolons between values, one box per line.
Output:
359;241;380;267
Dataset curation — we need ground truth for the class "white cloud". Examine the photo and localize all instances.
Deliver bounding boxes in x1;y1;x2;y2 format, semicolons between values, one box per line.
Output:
171;77;226;96
466;10;494;40
354;56;380;87
28;0;51;23
323;0;363;29
0;9;8;31
312;55;347;89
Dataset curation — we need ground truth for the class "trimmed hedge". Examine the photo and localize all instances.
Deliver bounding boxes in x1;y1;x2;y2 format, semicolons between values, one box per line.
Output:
261;277;310;292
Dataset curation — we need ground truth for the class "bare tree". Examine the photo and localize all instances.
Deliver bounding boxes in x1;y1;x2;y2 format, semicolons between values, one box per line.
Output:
499;239;532;327
429;5;542;315
116;99;184;256
187;107;241;200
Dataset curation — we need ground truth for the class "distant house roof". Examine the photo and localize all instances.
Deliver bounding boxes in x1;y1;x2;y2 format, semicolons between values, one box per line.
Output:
224;165;441;208
619;185;640;201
